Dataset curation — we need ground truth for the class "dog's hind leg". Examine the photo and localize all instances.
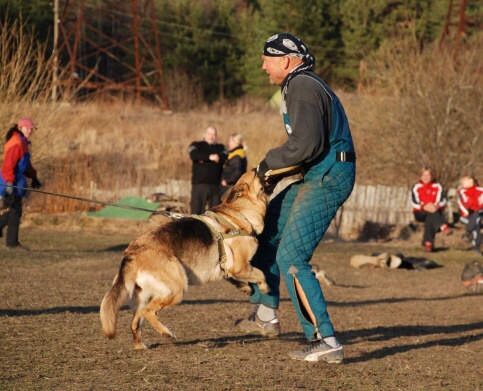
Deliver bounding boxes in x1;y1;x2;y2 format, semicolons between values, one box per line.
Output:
131;308;148;350
130;291;181;349
131;285;149;350
142;293;183;341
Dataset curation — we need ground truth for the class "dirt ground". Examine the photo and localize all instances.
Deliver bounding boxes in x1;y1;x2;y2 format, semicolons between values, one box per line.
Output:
1;214;482;391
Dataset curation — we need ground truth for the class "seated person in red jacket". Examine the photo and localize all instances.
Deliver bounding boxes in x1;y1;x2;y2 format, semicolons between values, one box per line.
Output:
411;168;452;252
458;175;483;256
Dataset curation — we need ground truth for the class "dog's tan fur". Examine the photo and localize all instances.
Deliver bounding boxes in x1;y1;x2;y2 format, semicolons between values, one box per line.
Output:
100;170;271;349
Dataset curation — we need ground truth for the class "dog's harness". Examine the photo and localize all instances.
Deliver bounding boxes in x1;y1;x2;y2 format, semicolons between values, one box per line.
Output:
190;211;254;277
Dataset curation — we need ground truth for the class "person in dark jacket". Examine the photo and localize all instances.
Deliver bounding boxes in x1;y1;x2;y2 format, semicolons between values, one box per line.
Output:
234;33;356;363
221;133;247;195
0;118;42;250
189;126;227;215
411;168;452;252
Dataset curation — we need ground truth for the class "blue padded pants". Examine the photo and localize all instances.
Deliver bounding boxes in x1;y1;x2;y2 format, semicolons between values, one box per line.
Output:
249;160;355;340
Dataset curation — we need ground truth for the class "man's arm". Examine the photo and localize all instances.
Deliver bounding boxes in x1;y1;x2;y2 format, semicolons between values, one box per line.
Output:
265;76;329;170
411;184;423;212
434;183;447;210
189;142;210;162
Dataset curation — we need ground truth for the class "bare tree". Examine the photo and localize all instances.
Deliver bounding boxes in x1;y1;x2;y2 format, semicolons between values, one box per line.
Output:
350;34;483;189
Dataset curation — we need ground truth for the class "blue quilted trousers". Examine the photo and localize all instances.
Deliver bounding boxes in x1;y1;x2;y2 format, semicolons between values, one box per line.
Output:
249;160;355;340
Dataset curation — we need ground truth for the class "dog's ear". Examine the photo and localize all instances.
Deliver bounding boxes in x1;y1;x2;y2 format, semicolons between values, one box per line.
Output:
222;183;248;203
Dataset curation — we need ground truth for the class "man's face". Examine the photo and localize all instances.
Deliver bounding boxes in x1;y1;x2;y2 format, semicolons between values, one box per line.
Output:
261;55;288;86
204;127;217;144
420;170;432;184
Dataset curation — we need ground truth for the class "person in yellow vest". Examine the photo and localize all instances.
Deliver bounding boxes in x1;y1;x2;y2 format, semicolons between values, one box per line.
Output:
221;133;247;195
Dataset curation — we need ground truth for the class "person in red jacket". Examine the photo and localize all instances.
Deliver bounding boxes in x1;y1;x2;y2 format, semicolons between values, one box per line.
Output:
458;175;483;256
411;168;452;252
0;118;42;250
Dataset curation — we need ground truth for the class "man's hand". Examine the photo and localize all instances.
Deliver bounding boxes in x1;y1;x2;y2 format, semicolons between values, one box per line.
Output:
423;203;438;213
256;159;284;193
5;182;13;195
209;154;220;163
31;177;42;189
3;183;14;207
256;159;269;183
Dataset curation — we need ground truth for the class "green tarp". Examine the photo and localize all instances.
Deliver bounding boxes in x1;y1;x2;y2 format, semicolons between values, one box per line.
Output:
86;196;160;221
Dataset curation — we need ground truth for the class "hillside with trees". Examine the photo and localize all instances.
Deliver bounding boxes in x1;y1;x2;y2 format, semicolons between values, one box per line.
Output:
0;0;481;213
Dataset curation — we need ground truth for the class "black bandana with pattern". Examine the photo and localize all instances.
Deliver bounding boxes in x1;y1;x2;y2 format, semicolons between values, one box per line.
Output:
263;33;316;102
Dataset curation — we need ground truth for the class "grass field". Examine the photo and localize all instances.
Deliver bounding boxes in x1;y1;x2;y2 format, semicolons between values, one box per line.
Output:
1;215;482;390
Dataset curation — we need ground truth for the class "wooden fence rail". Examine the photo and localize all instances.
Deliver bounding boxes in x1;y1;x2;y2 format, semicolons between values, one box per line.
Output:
88;180;459;240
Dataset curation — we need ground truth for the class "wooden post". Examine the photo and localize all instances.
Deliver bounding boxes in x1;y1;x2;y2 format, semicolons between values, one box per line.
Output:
52;0;59;101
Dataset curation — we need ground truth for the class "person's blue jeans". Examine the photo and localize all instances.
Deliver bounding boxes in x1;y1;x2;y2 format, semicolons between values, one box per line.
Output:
249;161;355;340
460;211;483;248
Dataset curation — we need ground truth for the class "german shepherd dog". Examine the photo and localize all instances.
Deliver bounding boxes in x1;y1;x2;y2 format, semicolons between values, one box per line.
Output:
100;170;272;349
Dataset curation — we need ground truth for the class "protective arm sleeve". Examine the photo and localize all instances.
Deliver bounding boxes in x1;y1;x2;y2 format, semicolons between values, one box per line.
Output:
266;78;328;170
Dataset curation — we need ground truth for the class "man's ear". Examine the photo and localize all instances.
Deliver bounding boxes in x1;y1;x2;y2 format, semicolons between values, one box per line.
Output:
282;56;291;70
222;183;248;203
285;56;302;70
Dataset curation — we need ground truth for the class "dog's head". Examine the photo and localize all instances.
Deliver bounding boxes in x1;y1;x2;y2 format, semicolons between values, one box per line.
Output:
213;170;268;235
221;169;270;205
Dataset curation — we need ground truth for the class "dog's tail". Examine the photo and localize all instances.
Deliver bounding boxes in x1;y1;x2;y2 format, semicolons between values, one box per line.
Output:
100;256;130;339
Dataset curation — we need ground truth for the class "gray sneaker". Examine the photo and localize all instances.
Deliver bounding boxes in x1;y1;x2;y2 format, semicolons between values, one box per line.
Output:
235;312;280;338
288;340;344;363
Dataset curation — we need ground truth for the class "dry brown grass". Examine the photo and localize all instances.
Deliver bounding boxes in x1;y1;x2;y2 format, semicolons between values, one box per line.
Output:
16;102;288;213
1;223;482;390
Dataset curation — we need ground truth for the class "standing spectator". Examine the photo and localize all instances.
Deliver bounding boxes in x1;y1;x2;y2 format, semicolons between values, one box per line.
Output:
411;168;452;252
458;175;483;256
235;33;356;363
221;133;247;195
189;126;227;215
0;118;42;250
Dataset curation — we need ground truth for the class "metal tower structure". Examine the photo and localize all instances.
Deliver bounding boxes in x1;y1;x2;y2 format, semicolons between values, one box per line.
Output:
52;0;169;109
440;0;482;57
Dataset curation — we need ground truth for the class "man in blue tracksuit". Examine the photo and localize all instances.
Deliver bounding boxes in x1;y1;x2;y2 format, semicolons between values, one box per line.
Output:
235;33;356;363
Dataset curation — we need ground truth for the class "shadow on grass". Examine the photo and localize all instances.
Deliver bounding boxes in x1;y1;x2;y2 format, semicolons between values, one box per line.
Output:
0;293;474;317
103;244;130;252
340;322;483;363
147;321;483;362
328;293;470;307
3;244;131;254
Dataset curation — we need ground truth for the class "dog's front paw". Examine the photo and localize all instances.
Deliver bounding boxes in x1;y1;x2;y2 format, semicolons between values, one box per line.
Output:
239;284;254;296
259;282;270;294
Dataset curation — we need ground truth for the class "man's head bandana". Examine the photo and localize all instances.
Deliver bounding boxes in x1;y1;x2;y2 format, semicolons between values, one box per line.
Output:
263;33;313;60
263;33;316;103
